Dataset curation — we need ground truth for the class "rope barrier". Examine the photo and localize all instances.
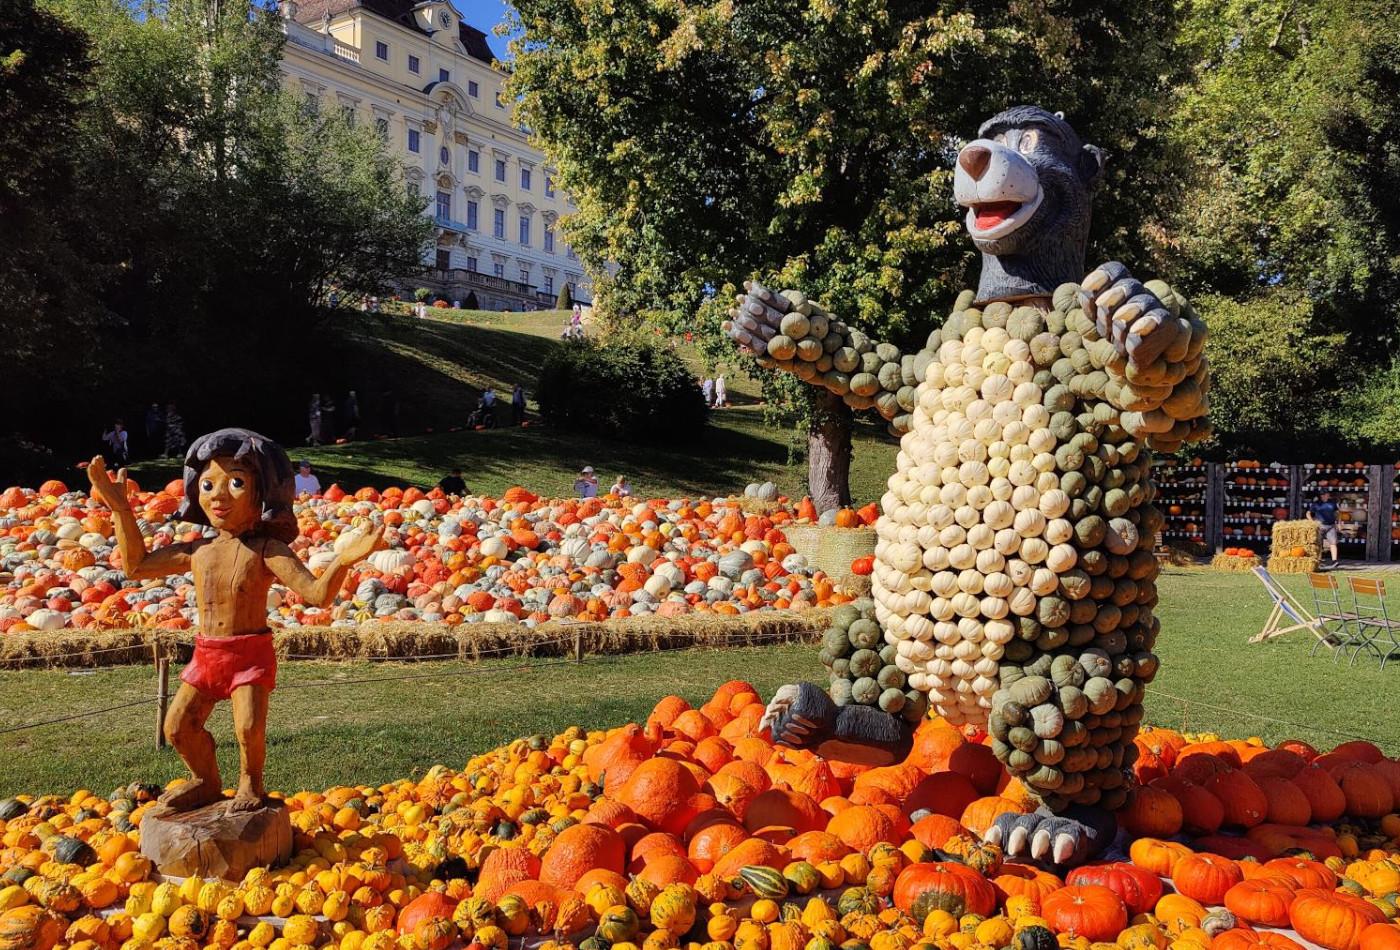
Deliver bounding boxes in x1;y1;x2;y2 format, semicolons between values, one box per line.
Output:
0;643;168;667
1143;686;1385;744
0;698;160;735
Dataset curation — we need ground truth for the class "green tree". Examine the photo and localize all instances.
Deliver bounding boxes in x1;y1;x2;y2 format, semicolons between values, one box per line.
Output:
1162;0;1400;451
4;0;431;462
0;0;98;388
505;0;1186;504
556;281;573;310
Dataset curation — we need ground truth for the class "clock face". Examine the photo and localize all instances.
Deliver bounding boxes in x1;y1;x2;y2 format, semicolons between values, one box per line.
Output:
437;10;450;27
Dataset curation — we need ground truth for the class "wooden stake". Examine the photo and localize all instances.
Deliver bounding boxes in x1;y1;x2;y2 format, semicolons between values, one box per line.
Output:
156;654;170;748
573;627;583;663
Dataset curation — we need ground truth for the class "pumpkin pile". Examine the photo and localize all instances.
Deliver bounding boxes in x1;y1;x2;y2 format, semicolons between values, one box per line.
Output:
0;481;867;635
3;682;1400;950
1210;550;1261;573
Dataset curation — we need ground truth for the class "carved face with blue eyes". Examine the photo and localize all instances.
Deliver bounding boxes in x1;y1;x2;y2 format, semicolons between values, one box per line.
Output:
198;456;261;535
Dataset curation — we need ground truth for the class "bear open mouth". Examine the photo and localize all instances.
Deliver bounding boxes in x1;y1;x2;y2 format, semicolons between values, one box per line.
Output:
972;201;1023;229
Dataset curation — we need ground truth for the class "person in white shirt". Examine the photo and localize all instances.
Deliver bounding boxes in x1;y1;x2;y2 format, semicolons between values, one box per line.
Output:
714;375;729;408
610;475;632;498
294;460;322;496
573;465;598;498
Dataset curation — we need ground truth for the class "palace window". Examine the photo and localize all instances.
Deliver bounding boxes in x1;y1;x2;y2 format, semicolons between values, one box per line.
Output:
494;158;506;182
544;228;554;253
466;256;478;272
493;208;505;239
520;267;530;284
518;215;530;246
408;54;420;73
440;145;450;165
375;41;388;60
468;80;479;97
495;91;504;108
545;175;555;198
520;167;531;190
408;129;420;153
493;261;505;278
468;150;479;173
435;191;451;220
439;68;450;83
466;200;478;230
375;117;388;139
544;275;553;294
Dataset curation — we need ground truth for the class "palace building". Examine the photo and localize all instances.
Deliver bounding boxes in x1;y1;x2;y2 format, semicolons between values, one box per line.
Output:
278;0;588;310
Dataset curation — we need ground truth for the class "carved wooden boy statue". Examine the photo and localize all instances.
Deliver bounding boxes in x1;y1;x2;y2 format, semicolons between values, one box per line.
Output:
89;428;384;812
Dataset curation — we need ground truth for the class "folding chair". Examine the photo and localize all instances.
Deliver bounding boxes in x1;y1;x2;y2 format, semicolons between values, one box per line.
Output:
1305;573;1359;658
1343;577;1400;669
1248;567;1329;645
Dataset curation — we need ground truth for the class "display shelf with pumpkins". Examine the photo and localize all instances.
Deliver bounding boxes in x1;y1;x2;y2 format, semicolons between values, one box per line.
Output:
1390;463;1400;561
1153;457;1211;554
1220;461;1293;556
1301;463;1372;558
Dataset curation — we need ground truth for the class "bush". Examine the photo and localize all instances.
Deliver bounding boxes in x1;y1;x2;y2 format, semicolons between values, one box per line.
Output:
413;287;432;302
433;299;450;308
463;290;479;309
536;336;706;443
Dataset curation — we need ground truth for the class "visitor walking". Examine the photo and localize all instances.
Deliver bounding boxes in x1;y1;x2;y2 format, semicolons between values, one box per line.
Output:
144;403;164;456
573;466;598;498
512;384;526;425
163;404;186;458
438;468;468;496
294;460;322;496
342;390;360;441
307;394;323;446
320;394;337;441
701;377;714;407
1309;490;1341;569
102;420;129;467
610;474;632;498
714;374;728;408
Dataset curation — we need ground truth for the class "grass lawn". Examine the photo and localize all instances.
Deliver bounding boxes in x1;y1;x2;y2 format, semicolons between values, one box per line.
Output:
129;308;899;503
2;569;1395;798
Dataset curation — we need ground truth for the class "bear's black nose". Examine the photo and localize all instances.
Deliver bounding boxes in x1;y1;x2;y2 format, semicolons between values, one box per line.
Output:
958;144;992;180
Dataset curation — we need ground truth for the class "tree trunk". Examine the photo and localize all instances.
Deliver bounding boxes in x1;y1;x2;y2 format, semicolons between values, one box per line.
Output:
808;388;853;512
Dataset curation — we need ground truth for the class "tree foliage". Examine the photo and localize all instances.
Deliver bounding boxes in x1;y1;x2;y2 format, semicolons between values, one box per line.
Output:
504;0;1186;495
0;0;430;470
0;0;99;385
1160;0;1400;454
508;0;1183;341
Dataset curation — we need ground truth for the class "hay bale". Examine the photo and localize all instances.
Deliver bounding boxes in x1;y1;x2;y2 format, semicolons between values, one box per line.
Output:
0;610;830;669
1267;555;1320;575
1271;520;1321;558
1211;552;1261;572
784;524;876;591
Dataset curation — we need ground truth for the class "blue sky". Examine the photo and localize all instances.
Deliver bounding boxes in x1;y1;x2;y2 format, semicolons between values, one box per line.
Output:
454;0;515;58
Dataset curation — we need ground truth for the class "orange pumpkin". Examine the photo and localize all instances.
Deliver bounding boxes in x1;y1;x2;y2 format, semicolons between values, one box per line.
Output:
397;893;460;936
1289;888;1387;950
1120;786;1183;838
1224;878;1297;927
1041;885;1128;942
1359;924;1400;950
1170;853;1242;905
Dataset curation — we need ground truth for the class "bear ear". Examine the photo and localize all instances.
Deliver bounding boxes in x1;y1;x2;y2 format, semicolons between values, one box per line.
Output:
1079;143;1107;186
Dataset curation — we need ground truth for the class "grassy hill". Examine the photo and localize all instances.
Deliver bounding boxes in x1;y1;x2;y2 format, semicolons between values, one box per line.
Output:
127;309;901;503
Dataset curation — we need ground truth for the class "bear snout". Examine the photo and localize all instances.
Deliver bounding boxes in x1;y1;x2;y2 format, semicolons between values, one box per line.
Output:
953;139;1040;207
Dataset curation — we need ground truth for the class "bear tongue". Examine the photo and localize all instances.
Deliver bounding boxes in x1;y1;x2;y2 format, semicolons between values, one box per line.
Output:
974;201;1021;228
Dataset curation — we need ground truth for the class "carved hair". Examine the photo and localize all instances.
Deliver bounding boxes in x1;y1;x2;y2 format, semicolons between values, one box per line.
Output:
178;428;298;542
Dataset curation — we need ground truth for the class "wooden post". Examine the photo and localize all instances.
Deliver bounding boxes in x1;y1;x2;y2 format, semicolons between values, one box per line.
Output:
155;651;170;748
573;626;584;663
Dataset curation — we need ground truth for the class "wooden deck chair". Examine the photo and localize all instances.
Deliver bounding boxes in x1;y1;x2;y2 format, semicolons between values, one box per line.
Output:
1248;567;1329;644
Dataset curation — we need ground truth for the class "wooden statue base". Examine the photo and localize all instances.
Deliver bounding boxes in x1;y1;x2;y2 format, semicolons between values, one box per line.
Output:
140;799;292;881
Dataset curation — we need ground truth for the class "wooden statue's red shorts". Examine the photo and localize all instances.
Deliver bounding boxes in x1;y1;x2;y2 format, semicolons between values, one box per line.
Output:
181;633;277;699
